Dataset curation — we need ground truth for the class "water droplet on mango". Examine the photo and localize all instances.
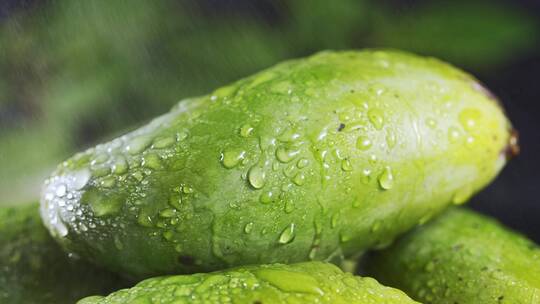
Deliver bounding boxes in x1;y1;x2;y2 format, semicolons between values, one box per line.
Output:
55;184;67;197
255;268;324;295
296;158;309;169
459;108;482;132
278;129;301;142
153;136;176;149
100;177;116;188
83;189;122;217
292;172;306;186
259;191;275;204
278;223;296;244
368;108;385;130
341;159;353;171
331;213;340;228
378;167;394;190
386;131;397;148
137;210;153;227
426;118;437;129
159;208;177;218
239;124;254;137
142;153;162;170
448;127;461;143
248;166;266;189
112;157;128;174
356;136;372;150
126;136;152;155
284;201;294;213
276;147;300;163
244;222;254;234
221;150;246;169
465;136;475;148
182;185;194;194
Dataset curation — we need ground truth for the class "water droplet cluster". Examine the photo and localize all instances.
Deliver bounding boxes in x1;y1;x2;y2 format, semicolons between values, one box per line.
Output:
41;169;91;237
40;107;195;240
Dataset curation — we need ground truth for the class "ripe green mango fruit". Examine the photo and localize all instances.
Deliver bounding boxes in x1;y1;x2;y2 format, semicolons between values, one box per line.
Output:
365;208;540;303
77;262;419;304
40;50;514;278
0;203;128;304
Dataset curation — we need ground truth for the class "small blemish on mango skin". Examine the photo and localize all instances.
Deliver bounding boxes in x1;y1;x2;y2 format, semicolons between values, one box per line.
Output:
504;129;520;160
178;255;195;266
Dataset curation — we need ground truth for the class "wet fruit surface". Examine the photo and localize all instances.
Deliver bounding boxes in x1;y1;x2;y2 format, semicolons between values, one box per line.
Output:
77;262;419;304
365;208;540;304
40;50;512;278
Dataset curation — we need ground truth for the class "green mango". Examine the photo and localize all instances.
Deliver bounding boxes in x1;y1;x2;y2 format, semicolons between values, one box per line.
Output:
78;261;419;304
0;203;128;304
364;208;540;303
40;50;514;278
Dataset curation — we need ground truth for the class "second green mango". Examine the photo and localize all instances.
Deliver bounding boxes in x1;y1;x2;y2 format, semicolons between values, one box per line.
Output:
365;208;540;303
41;50;513;278
78;262;419;304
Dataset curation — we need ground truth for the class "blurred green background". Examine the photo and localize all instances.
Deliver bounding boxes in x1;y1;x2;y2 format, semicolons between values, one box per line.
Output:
0;0;539;237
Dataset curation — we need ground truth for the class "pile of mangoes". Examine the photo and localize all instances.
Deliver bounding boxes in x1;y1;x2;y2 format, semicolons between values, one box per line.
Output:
3;50;536;303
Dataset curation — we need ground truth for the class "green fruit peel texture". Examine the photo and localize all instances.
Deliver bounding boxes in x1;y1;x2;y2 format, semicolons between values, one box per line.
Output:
0;203;128;304
78;262;420;304
40;49;513;278
365;208;540;303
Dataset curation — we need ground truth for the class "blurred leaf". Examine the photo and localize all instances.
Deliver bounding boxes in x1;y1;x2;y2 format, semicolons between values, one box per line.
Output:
368;1;539;69
284;0;369;52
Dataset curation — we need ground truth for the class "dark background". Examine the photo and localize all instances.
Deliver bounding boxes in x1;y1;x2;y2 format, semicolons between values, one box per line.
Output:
0;0;539;240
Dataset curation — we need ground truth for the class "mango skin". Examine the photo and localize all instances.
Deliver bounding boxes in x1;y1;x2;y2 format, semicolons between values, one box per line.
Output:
40;49;513;279
365;208;540;303
0;203;128;304
77;262;419;304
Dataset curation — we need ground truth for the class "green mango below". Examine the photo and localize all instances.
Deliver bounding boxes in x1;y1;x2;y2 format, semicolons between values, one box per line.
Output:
365;208;540;303
78;262;420;304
